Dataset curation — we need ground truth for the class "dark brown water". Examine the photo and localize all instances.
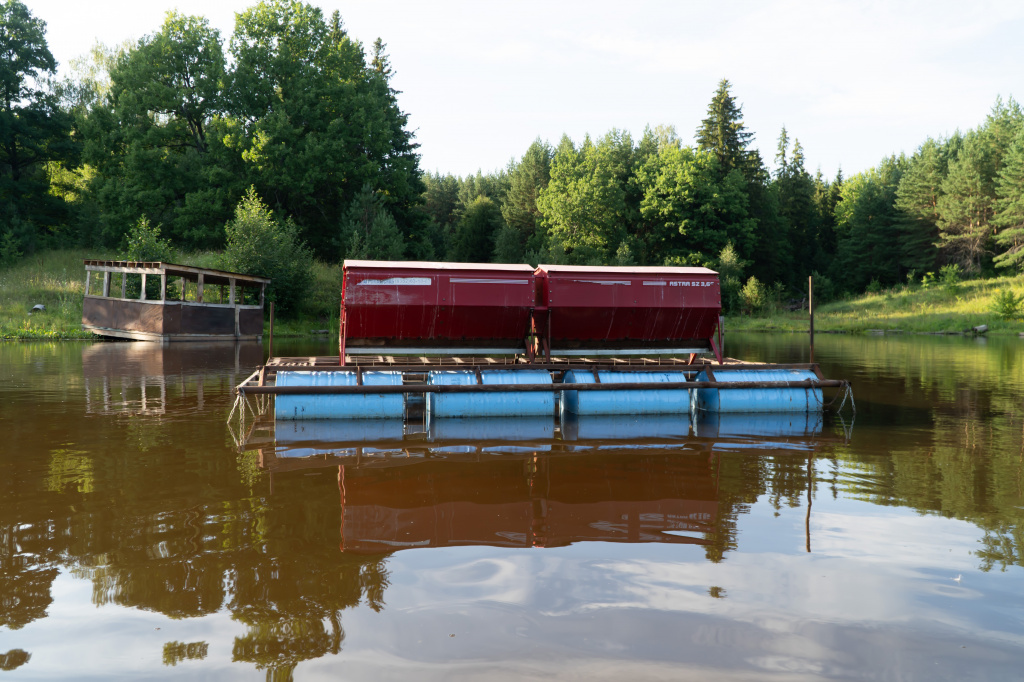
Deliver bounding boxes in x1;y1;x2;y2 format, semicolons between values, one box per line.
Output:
2;333;1023;680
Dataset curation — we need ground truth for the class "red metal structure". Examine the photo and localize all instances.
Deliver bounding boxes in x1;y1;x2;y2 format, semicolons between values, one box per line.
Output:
340;260;536;363
534;265;722;362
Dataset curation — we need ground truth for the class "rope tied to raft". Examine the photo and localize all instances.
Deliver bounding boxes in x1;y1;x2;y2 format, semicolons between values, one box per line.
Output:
827;381;855;415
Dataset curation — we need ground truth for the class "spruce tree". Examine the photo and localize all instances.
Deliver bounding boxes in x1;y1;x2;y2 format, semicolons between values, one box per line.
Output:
696;79;755;176
498;139;552;263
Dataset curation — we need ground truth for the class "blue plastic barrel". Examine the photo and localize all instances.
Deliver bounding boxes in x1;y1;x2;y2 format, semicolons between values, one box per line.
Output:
275;370;404;420
560;370;691;416
426;370;554;418
690;369;823;413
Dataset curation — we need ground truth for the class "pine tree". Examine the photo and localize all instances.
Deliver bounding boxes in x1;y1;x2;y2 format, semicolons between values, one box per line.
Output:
993;128;1024;270
895;138;947;275
937;133;994;274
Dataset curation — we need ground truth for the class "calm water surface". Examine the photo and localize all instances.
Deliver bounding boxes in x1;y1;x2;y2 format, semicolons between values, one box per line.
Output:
1;333;1023;680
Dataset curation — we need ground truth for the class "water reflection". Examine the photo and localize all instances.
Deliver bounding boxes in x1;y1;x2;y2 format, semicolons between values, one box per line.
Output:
254;413;850;561
82;341;262;415
3;336;1024;680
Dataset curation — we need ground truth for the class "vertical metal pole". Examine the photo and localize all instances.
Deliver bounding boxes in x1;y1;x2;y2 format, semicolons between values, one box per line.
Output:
268;301;274;361
339;305;347;366
102;271;110;297
808;275;814;364
197;274;204;303
719;314;724;360
160;273;166;301
84;270;92;297
140;274;147;301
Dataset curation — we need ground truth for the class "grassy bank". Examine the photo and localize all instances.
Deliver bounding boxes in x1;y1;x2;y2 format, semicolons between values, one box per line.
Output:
0;249;342;340
0;250;107;339
4;249;1023;340
727;274;1024;335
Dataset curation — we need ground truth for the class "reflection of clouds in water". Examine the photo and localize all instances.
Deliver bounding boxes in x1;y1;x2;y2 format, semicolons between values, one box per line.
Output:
358;509;1024;678
9;571;244;678
811;510;980;569
399;556;533;609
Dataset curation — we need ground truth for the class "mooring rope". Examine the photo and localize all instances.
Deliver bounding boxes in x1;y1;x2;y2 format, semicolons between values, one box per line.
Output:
828;381;855;416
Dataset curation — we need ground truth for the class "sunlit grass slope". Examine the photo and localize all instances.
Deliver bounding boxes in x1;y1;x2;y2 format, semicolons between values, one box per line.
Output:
0;250;111;339
728;274;1024;335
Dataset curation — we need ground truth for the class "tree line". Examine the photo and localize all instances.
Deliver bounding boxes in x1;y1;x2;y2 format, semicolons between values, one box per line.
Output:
2;0;1023;313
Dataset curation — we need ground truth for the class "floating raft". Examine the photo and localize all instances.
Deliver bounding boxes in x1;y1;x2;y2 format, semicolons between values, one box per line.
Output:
238;357;847;420
235;259;850;421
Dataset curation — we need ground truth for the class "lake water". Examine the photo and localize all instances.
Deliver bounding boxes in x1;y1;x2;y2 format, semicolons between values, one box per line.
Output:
1;333;1023;680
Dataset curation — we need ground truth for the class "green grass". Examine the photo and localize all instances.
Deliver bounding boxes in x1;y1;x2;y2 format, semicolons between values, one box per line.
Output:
0;250;111;340
728;274;1024;335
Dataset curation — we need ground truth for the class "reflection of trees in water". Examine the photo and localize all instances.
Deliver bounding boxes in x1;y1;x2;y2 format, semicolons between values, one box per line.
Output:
0;420;392;677
227;550;390;680
703;451;821;563
163;641;209;666
832;380;1024;571
0;649;31;671
0;500;64;630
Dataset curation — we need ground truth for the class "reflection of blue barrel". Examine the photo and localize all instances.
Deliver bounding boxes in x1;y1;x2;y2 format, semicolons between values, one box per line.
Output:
428;416;554;441
691;369;822;413
276;418;405;443
561;413;690;440
692;411;822;440
560;370;691;416
275;371;404;420
274;418;405;458
426;370;554;418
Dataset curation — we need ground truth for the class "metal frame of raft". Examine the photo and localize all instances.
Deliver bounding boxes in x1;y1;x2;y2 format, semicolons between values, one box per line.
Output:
236;359;846;396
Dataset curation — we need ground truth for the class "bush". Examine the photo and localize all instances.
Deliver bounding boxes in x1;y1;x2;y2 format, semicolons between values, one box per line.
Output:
810;271;835;304
716;242;747;314
740;276;767;313
866;278;882;294
990;289;1024;320
122;216;174;262
940;264;962;291
222;187;312;318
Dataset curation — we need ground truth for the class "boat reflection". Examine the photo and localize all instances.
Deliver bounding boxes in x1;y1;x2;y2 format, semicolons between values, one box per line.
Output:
82;341;263;415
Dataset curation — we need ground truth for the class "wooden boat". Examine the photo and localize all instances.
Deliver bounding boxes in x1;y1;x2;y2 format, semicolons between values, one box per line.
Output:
82;260;270;342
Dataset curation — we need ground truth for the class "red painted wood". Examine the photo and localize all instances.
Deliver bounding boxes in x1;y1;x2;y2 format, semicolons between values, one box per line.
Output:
535;265;721;344
342;260;536;345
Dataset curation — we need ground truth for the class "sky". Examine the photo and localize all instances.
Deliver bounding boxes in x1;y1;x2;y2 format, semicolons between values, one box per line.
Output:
26;0;1024;179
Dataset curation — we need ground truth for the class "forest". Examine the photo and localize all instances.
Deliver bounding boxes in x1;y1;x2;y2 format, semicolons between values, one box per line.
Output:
3;0;1024;316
